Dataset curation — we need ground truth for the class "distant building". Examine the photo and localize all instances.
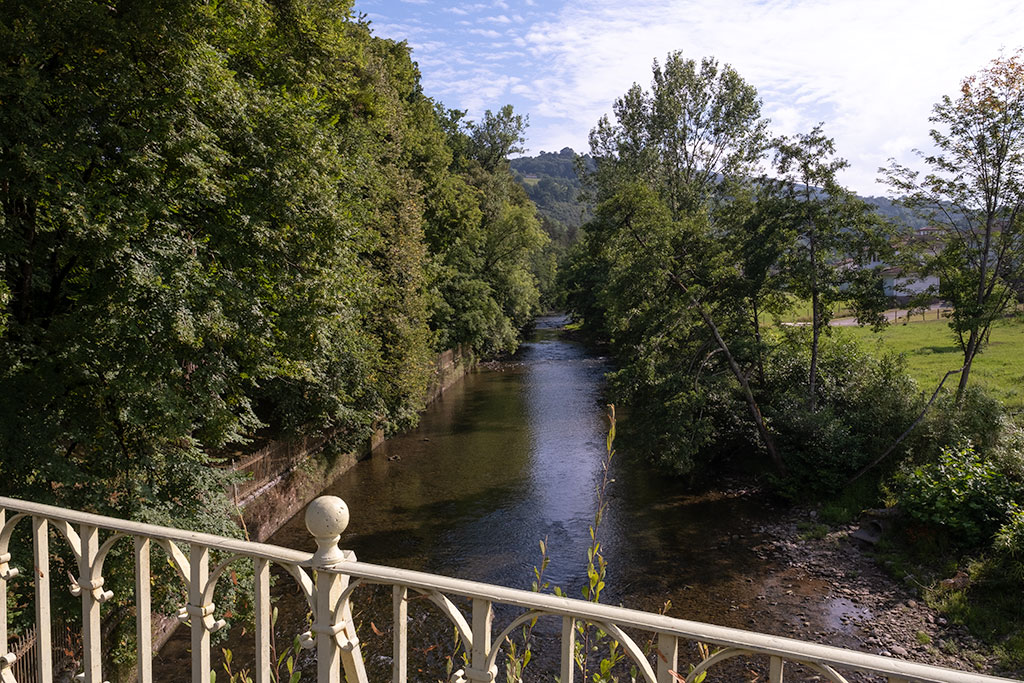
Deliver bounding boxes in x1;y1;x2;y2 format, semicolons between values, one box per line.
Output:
880;266;940;300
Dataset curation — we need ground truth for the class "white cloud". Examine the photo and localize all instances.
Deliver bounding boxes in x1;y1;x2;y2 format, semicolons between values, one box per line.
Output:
513;0;1024;193
360;0;1024;191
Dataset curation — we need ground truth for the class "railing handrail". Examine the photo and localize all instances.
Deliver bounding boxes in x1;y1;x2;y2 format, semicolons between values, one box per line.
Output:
0;495;1017;683
325;560;1013;683
0;496;311;564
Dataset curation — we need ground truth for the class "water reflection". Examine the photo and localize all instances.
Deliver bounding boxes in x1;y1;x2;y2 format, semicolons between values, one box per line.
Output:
271;313;773;612
153;315;792;680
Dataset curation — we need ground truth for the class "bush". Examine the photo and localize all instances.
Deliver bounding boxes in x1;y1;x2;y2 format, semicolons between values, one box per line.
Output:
764;333;922;497
993;508;1024;582
897;444;1018;547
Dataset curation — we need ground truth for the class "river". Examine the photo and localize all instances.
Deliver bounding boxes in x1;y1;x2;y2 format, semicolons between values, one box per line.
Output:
151;314;991;681
255;314;784;678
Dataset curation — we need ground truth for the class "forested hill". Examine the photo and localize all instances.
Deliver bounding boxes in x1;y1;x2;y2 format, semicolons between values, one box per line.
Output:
511;148;595;231
0;1;547;539
512;148;929;232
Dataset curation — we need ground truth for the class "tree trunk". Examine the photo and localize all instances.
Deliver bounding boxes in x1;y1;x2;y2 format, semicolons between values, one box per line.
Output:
807;209;819;412
956;329;979;401
667;272;786;475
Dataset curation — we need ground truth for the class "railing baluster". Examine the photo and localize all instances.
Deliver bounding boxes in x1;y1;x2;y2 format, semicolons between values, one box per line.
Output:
80;524;102;681
392;585;407;683
189;544;210;683
336;570;368;683
769;655;784;683
135;537;152;683
466;599;494;683
0;510;6;656
656;633;677;683
560;616;575;683
315;567;343;683
31;517;51;682
254;557;271;683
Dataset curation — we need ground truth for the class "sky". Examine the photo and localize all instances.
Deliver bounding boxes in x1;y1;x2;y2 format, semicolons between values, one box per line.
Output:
355;0;1024;195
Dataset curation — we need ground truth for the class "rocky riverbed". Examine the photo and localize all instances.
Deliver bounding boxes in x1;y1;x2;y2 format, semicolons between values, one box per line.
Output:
748;505;1008;680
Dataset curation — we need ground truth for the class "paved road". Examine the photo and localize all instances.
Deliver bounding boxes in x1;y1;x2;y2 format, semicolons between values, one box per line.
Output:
781;304;948;327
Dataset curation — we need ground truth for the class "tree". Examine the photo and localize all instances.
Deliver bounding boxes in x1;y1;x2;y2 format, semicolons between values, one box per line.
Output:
467;104;528;173
577;52;785;473
426;104;546;355
883;50;1024;399
771;125;891;410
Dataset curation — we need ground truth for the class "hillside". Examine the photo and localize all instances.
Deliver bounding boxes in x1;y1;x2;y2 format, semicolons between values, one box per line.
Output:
512;148;932;233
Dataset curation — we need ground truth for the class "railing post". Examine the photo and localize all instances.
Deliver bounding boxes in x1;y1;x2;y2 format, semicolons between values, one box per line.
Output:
560;616;575;683
254;557;271;683
306;496;368;683
189;544;211;683
392;586;408;683
656;633;677;683
135;537;152;683
0;509;11;683
31;517;52;682
465;599;495;683
79;524;103;681
769;656;784;683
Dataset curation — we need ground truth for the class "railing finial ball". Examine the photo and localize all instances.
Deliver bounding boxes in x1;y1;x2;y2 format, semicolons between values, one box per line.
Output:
306;495;350;566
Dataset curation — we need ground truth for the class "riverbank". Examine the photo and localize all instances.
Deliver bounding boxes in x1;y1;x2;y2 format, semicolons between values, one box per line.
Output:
753;503;1017;680
233;345;473;542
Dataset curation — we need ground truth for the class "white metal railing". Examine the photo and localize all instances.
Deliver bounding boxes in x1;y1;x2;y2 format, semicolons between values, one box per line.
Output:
0;495;1017;683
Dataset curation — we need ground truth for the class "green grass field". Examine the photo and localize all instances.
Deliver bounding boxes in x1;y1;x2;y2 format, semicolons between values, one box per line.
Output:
838;316;1024;414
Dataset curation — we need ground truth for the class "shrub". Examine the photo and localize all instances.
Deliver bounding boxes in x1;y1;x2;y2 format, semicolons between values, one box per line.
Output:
764;333;922;497
897;444;1018;547
993;508;1024;582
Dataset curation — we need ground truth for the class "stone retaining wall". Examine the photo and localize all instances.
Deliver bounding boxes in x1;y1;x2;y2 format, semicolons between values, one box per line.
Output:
234;345;472;542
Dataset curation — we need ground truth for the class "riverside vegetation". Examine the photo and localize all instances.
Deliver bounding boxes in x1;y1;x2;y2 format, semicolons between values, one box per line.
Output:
2;0;1024;675
561;50;1024;673
0;0;551;669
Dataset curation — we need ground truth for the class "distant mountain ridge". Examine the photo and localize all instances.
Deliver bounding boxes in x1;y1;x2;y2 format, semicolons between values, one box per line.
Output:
512;148;930;232
511;148;594;230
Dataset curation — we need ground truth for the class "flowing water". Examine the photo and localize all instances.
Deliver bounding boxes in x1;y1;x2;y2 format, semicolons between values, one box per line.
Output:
252;314;786;679
271;314;774;605
151;314;917;681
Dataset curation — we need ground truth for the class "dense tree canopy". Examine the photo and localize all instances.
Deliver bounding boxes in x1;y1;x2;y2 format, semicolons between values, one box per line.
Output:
0;0;545;530
567;52;895;482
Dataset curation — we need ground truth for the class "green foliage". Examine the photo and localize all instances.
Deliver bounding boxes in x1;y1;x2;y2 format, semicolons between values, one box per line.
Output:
881;51;1024;398
214;608;303;683
426;105;547;355
765;333;923;496
0;0;546;655
897;444;1018;547
993;509;1024;582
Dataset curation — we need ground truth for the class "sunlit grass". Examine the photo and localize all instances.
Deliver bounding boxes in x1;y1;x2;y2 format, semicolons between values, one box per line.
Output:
837;316;1024;414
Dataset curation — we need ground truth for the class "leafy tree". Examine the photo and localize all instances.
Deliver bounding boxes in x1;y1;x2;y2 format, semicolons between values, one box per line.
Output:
467;104;528;173
883;50;1024;399
770;125;891;410
0;2;550;657
426;105;546;354
577;52;784;472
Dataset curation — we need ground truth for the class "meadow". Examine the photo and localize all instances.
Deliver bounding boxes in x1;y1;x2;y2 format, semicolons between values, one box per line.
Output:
838;315;1024;415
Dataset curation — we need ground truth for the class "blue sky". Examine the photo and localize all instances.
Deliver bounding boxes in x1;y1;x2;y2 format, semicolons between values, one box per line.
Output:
356;0;1024;195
